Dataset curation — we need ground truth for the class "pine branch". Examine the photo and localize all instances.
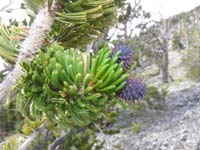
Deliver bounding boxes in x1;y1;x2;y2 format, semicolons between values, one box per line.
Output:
48;130;75;150
18;124;46;150
0;0;61;108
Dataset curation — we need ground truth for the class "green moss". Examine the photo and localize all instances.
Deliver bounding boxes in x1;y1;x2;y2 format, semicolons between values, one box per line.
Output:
172;32;184;49
1;135;25;150
187;68;200;81
0;105;23;135
103;128;120;135
132;122;142;134
182;27;200;81
114;143;121;150
131;103;146;111
2;137;18;150
60;129;104;150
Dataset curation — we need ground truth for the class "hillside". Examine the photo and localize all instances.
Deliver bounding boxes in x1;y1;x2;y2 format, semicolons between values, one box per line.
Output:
135;5;200;88
97;83;200;150
95;5;200;150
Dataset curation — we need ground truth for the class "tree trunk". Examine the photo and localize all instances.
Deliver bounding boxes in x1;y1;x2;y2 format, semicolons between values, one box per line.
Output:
18;125;46;150
162;49;169;83
0;0;61;108
124;23;128;39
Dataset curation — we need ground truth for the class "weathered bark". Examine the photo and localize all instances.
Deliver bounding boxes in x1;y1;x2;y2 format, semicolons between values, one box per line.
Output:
162;50;169;83
18;125;46;150
92;33;107;52
124;23;128;39
157;18;170;83
48;131;71;150
160;31;169;83
0;0;61;108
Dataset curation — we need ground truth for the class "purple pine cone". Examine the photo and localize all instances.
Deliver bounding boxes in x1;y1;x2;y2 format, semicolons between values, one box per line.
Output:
112;44;134;71
117;78;146;103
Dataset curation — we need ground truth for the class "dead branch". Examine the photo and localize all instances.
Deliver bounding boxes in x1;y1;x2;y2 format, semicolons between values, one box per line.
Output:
0;0;13;12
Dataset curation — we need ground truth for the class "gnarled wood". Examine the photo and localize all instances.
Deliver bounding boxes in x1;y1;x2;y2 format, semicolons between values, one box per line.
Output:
0;0;61;108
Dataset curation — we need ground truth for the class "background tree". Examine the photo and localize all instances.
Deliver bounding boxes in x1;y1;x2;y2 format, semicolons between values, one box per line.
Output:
116;0;151;40
0;0;116;148
137;18;171;83
0;0;147;149
182;24;200;81
92;0;151;51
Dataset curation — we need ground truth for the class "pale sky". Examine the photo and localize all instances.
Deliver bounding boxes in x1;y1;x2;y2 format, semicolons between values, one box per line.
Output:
0;0;200;69
0;0;28;25
139;0;200;19
0;0;200;23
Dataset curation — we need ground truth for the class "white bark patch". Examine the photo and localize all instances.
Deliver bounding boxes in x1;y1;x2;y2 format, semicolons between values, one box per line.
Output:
0;1;60;107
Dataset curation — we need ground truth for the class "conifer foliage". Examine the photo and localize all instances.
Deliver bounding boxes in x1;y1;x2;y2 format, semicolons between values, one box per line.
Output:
16;43;129;127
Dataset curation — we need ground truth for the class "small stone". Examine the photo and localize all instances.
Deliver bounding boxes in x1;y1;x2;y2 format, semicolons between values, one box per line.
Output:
183;111;193;119
181;134;187;141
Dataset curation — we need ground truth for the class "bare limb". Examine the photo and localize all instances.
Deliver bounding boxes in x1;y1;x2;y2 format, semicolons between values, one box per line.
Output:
18;125;46;150
48;129;76;150
33;128;52;150
0;0;13;12
134;0;141;6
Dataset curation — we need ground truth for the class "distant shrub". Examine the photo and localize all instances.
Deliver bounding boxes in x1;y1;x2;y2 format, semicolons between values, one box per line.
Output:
172;32;184;49
129;86;167;113
60;129;104;150
1;135;25;150
182;47;200;80
132;122;142;133
144;86;167;110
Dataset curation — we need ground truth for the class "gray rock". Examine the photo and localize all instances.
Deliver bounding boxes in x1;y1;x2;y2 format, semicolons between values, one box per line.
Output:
96;84;200;150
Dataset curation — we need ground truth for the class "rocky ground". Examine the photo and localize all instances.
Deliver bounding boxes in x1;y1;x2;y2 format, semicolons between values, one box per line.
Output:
96;83;200;150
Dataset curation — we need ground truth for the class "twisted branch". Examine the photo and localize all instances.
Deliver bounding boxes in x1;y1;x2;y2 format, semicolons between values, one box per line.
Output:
0;0;61;108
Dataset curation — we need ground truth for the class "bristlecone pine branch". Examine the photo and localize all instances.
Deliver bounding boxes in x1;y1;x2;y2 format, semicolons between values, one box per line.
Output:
16;43;129;127
0;0;61;108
